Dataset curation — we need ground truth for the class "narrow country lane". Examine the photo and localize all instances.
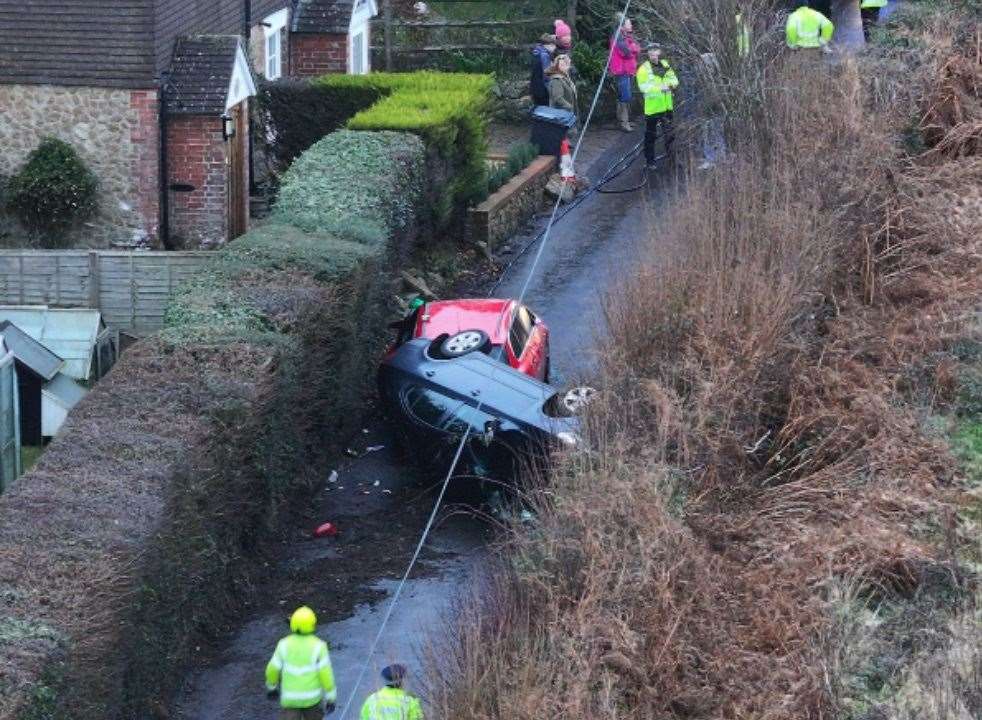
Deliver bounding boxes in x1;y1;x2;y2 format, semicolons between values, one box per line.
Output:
175;127;661;720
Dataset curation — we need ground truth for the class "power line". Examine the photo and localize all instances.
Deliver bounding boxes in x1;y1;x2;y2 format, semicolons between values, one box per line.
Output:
338;2;634;716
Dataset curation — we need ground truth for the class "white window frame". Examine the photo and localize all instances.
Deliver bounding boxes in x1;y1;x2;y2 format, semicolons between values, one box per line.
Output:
348;0;377;74
349;26;367;75
263;9;289;80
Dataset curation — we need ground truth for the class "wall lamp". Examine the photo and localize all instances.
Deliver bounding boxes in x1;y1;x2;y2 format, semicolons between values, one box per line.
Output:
221;113;236;141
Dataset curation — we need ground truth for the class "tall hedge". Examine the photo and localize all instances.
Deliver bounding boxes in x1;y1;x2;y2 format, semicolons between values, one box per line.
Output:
254;79;384;169
256;72;492;233
0;130;428;720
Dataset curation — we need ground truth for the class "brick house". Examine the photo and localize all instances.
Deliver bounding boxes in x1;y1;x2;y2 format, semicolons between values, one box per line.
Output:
0;0;377;250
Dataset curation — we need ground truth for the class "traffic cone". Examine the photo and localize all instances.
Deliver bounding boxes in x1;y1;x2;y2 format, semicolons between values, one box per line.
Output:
559;138;575;183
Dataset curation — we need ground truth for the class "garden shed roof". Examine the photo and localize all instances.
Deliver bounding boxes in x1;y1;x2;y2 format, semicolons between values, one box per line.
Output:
42;372;88;411
0;321;63;381
0;307;106;381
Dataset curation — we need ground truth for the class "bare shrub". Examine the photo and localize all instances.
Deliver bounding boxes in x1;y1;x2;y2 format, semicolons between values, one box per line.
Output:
429;3;980;719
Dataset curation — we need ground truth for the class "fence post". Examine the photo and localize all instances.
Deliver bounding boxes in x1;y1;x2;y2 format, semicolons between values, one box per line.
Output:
383;0;393;70
88;252;100;309
567;0;577;34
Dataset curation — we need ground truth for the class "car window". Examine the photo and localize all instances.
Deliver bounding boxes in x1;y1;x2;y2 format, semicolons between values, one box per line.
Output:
443;403;496;436
508;306;535;358
403;386;462;428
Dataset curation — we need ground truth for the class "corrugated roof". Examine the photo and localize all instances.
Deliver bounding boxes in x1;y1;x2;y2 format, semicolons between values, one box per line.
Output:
0;321;64;381
42;372;88;410
0;307;104;381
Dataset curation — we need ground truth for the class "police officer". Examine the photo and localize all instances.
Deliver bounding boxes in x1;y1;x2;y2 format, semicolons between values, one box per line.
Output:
786;1;835;50
860;0;887;42
636;42;679;170
266;606;338;720
360;664;423;720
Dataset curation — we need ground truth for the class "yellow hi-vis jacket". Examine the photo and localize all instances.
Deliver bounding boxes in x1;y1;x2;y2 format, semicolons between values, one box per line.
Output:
636;59;679;116
360;686;424;720
861;0;887;8
786;7;834;48
265;633;337;709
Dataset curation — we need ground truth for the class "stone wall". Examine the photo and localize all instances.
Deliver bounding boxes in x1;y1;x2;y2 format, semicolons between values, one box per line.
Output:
0;84;159;248
290;33;348;76
468;155;555;251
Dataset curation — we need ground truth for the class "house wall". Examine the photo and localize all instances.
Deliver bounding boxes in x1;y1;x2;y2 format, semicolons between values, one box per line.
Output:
290;33;349;76
0;85;160;249
166;114;229;249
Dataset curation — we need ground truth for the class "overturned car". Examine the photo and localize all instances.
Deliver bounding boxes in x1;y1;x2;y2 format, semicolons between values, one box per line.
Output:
378;336;593;481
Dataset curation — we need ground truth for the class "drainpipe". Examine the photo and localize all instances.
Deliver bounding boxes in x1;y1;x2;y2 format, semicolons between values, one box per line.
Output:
245;0;257;196
158;72;173;250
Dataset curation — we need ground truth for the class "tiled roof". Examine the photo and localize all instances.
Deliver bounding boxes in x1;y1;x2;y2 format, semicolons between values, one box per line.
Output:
0;0;155;88
164;35;240;116
292;0;355;34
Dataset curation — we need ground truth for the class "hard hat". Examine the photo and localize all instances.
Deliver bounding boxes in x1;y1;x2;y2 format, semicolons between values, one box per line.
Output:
290;606;317;634
381;663;407;686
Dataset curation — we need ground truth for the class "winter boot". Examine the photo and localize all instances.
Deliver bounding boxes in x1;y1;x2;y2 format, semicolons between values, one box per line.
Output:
617;102;634;132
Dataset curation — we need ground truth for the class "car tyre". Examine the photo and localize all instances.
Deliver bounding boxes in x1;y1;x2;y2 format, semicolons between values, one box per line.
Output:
440;330;491;358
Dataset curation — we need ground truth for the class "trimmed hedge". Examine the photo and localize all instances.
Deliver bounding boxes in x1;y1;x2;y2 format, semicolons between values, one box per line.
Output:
323;73;493;226
257;72;492;232
0;130;428;720
271;130;426;247
254;79;384;169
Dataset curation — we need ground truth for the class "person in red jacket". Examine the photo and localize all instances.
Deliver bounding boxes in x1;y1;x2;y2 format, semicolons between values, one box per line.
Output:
609;12;641;132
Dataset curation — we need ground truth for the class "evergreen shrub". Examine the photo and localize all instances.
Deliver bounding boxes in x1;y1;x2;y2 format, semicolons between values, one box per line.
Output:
6;137;97;243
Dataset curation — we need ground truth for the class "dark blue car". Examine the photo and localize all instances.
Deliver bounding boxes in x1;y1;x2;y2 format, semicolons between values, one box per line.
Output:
378;337;593;480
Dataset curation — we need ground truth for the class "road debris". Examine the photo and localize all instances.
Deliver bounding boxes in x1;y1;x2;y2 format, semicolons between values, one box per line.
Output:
314;522;339;538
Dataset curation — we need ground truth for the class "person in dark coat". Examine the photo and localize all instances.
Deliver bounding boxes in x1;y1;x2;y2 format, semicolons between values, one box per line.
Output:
530;34;557;107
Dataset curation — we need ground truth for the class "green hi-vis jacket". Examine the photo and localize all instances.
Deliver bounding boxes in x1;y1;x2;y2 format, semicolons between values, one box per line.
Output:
636;59;679;116
785;7;835;48
265;633;337;709
360;686;424;720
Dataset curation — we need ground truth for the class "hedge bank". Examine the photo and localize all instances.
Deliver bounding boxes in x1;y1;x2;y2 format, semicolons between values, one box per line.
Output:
0;131;426;719
258;72;492;232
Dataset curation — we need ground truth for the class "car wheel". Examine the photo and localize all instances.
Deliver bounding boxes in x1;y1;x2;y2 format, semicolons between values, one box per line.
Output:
440;330;491;358
562;386;596;414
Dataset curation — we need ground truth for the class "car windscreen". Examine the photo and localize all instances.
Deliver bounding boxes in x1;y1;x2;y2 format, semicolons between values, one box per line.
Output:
403;386;497;435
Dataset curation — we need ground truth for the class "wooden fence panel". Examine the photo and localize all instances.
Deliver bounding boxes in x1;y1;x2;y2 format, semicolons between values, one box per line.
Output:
0;250;213;335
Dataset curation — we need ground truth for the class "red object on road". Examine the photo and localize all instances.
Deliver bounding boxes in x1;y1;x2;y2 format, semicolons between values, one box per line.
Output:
314;522;339;538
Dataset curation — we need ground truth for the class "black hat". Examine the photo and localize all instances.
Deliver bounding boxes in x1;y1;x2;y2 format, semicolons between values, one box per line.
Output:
381;664;407;686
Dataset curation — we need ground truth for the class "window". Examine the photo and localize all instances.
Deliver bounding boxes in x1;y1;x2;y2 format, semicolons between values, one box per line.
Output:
403;386;495;436
508;306;535;359
404;386;461;429
266;31;281;79
262;9;289;80
350;30;365;75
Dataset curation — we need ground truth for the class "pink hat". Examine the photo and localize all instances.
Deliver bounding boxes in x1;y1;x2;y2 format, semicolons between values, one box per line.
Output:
554;18;572;46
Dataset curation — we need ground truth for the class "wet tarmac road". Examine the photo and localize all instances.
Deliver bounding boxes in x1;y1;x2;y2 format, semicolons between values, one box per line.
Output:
174;128;659;720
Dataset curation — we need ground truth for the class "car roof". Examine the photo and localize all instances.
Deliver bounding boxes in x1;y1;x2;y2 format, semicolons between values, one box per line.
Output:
417;299;514;346
381;338;577;434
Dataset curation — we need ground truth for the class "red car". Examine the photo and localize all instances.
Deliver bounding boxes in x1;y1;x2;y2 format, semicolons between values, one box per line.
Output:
388;298;551;381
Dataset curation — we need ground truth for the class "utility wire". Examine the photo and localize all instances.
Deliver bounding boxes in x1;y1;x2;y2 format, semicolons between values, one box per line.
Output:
338;3;634;716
